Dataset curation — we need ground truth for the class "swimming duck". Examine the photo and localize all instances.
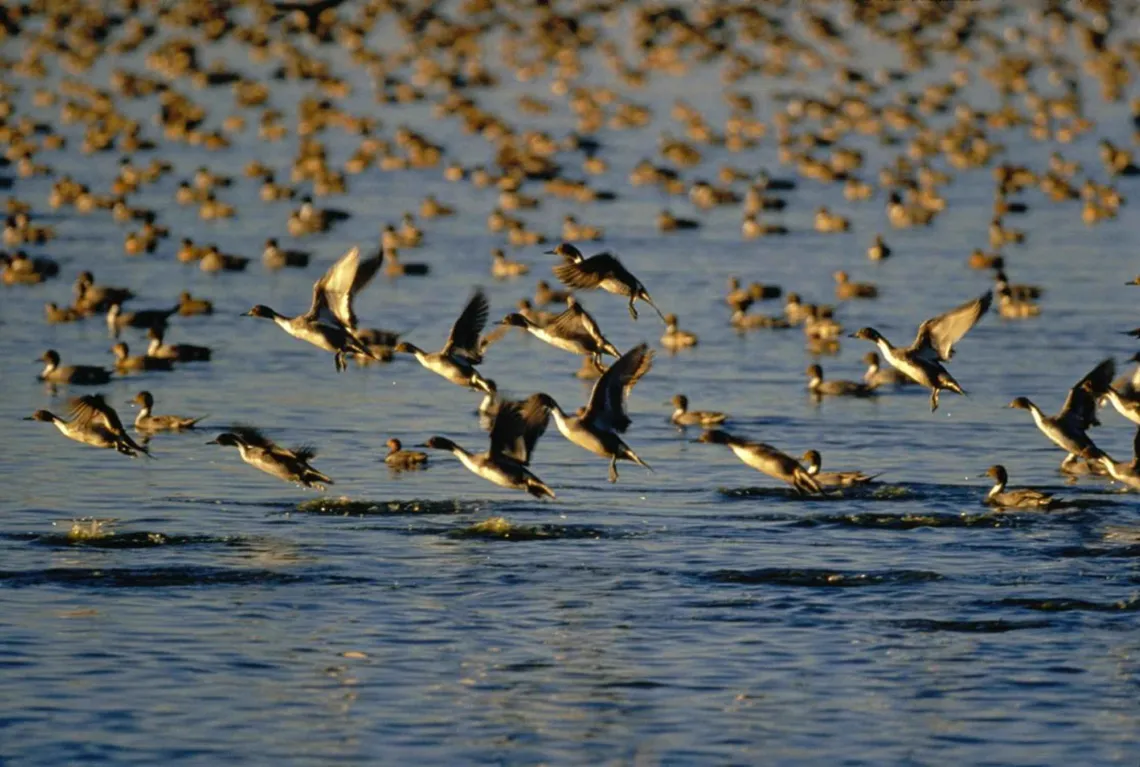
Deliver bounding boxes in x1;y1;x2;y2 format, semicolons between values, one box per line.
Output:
44;302;83;324
698;430;822;495
200;245;249;273
26;394;148;456
661;314;698;350
1096;427;1140;491
851;291;992;411
657;209;700;232
262;238;310;269
131;391;206;433
146;328;212;362
2;251;58;284
967;250;1003;270
74;271;133;313
244;245;380;371
287;196;350;236
549;242;665;321
111;342;175;373
741;213;789;238
384;248;430;277
669;394;727;427
994;270;1043;301
398;213;423;247
419;394;554;498
209;426;332;489
862;352;913;388
499;296;620;366
800;450;879;488
807;364;878;398
834;271;878;300
37;350;112;385
983;465;1058;509
384;437;428;470
177;291;213;316
562;214;604;242
1008;358;1115;465
534;280;572;307
395;288;494;392
491;248;529;279
996;288;1041;319
536;343;654;482
867;234;891;261
814;207;851;233
106;303;177;338
419;195;455;218
731;310;791;331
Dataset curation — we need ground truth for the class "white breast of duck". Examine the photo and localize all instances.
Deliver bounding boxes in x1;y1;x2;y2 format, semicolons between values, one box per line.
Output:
549;408;610;456
277;315;340;353
728;442;795;478
878;340;937;388
1104;390;1140;425
529;325;593;355
1098;457;1140;490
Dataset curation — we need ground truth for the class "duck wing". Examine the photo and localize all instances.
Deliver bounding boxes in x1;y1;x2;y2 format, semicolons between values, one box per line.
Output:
70;394;127;434
553;252;635;294
583;343;654;433
442;288;489;362
544;302;600;347
229;424;278;450
291;444;318;462
910;291;992;362
306;246;383;329
1132;426;1140;464
1058;358;1115;431
489;394;549;465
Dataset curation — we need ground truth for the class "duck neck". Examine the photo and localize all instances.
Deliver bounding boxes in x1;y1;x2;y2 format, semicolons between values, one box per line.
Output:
987;479;1005;498
41;360;57;377
807;375;822;391
135;404;152;424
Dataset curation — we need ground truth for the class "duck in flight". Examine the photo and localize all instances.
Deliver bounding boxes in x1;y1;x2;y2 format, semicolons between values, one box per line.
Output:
698;430;822;495
536;343;654;482
420;394;554;498
850;291;992;411
498;296;620;366
26;394;149;457
208;425;333;489
395;288;494;393
243;245;381;372
548;242;665;321
1009;358;1115;471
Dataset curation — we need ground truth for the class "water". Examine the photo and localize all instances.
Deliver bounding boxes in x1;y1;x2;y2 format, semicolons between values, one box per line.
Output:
3;2;1140;763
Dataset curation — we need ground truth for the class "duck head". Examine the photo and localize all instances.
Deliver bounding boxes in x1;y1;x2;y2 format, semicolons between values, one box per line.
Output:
984;465;1008;483
243;304;275;319
697;430;732;445
499;313;530;328
1007;397;1032;411
208;433;242;448
418;436;458;451
545;242;583;261
132;391;154;408
24;410;56;422
849;327;883;342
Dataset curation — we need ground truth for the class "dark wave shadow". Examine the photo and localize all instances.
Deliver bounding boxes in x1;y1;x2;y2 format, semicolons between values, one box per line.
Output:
0;567;369;589
990;596;1140;613
886;618;1052;633
698;567;943;588
8;531;224;549
293;497;490;516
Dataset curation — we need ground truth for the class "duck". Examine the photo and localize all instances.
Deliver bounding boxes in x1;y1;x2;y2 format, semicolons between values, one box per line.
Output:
562;215;604;242
200;245;250;273
834;271;879;300
37;350;112;386
661;314;698;350
1096;427;1140;491
419;195;455;218
106;303;178;338
25;394;148;456
244;246;380;371
398;213;423;247
983;465;1058;509
384;248;430;277
862;352;913;388
262;238;310;269
419;394;554;498
74;271;134;313
146;328;212;362
814;206;851;233
534;279;572;307
384;438;428;470
490;248;529;279
111;342;175;373
850;291;992;411
994;270;1043;301
697;430;822;495
1008;358;1115;466
395;288;494;392
209;426;332;489
536;343;655;482
287;196;350;236
2;251;59;284
867;234;891;261
996;288;1041;319
44;302;83;324
515;298;557;327
498;296;620;366
669;395;727;427
731;310;791;331
177;291;213;316
131;391;206;433
549;242;665;321
741;213;789;238
967;250;1003;270
800;450;879;488
657;209;700;232
806;364;878;398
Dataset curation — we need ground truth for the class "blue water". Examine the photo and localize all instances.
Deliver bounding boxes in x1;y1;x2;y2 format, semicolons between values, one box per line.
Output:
3;2;1140;764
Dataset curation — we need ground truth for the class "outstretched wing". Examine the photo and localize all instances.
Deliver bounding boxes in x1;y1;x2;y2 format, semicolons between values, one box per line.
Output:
306;246;382;329
1058;358;1115;432
489;394;549;465
911;291;992;362
229;424;277;450
291;444;318;462
443;288;489;362
553;253;633;294
70;394;127;433
544;302;598;347
583;343;654;433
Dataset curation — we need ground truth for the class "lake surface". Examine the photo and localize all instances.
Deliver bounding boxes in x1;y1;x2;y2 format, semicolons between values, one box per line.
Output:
3;2;1140;764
